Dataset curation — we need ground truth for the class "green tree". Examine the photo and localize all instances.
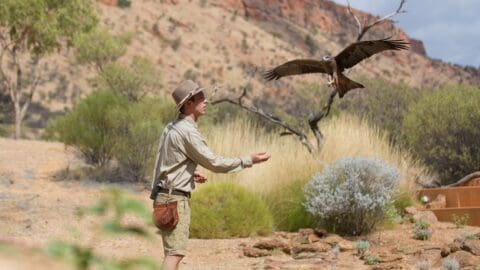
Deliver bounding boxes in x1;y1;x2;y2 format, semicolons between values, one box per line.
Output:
73;27;132;71
403;85;480;184
0;0;98;139
47;90;129;167
95;57;161;101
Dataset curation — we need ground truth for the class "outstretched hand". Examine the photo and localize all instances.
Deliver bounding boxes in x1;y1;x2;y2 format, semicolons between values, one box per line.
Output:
251;152;271;164
194;170;207;183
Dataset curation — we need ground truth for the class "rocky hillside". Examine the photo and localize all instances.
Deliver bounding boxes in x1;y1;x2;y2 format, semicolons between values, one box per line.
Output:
15;0;480;131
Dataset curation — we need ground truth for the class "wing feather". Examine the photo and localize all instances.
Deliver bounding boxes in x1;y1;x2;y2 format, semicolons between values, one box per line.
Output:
263;59;331;81
335;38;409;71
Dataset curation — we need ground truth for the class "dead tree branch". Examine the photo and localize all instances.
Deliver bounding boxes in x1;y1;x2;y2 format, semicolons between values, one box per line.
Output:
211;70;314;153
347;0;406;41
447;171;480;187
308;89;337;152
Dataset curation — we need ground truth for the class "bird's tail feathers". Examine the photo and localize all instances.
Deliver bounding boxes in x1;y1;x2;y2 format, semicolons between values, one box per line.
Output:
337;73;364;98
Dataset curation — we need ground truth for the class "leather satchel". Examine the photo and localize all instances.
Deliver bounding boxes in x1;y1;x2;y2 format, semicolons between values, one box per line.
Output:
153;200;179;230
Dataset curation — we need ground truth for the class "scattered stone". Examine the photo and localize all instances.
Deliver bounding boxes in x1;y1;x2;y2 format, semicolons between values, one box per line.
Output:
377;252;403;263
242;247;271;257
253;238;291;254
307;233;322;243
337;239;356;251
462;239;480;256
264;258;324;270
412;210;438;224
292;251;324;260
321;234;344;246
291;243;330;255
425;194;446;209
313;228;328;238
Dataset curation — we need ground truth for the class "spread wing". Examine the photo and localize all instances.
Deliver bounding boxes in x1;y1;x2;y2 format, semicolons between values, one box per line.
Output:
335;38;409;71
263;59;331;81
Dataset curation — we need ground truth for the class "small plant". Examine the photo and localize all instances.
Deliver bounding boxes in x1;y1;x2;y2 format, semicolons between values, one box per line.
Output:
356;240;370;257
118;0;132;8
452;213;470;228
415;260;431;270
413;220;432;240
304;157;400;236
442;258;460;270
457;232;479;243
363;255;379;265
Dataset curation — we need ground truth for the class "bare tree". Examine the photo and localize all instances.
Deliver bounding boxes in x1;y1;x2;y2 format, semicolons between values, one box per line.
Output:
212;0;407;153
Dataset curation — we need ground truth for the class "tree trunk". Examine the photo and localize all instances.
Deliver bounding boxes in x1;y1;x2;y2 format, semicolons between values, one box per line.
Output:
14;110;22;139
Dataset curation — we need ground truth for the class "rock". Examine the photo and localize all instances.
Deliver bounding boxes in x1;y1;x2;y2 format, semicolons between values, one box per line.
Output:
377;252;403;263
264;258;324;270
404;206;419;216
307;233;322;243
253;238;291;254
446;250;480;268
291;243;331;255
412;210;438;224
337;239;356;251
313;228;328;238
242;247;271;257
425;194;446;209
292;251;324;260
462;239;480;256
321;234;344;246
441;246;451;257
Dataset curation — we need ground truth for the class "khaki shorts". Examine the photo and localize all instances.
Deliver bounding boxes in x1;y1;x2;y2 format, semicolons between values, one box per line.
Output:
154;193;191;257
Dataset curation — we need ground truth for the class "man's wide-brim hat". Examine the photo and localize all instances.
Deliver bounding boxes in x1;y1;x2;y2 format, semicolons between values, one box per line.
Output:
172;80;204;112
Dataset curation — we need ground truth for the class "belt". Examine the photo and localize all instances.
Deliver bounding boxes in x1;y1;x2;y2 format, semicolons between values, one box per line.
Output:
158;188;191;198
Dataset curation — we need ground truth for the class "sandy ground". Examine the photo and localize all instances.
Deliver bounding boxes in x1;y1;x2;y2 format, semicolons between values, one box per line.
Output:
1;138;480;270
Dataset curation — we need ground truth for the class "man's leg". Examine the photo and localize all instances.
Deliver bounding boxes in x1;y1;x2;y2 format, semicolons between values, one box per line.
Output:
162;255;184;270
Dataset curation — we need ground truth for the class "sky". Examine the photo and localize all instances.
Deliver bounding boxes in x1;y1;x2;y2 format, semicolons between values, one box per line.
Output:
331;0;480;67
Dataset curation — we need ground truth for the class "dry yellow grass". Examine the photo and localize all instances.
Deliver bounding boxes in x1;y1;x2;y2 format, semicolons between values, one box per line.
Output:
200;114;431;195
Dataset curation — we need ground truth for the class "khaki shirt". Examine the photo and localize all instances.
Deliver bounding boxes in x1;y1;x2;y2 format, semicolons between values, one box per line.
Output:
151;115;253;193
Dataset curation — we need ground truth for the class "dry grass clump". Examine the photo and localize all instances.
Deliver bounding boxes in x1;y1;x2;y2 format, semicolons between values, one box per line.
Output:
202;114;430;195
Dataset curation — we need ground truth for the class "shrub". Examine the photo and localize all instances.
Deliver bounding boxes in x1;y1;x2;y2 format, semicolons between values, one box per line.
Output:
304;157;400;236
413;220;432;240
415;260;431;270
264;179;316;231
337;77;421;144
356;240;370;257
46;91;128;167
403;85;480;184
442;258;460;270
95;57;161;102
452;213;470;228
190;182;273;238
109;97;175;181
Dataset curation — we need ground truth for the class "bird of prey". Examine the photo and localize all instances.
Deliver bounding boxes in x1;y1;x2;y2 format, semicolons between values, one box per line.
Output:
264;38;409;98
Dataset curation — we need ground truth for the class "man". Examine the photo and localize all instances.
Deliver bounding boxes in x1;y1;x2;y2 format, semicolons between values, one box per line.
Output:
151;79;270;270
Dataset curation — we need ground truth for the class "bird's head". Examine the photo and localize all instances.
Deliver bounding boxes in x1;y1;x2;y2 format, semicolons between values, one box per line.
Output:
322;55;333;61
